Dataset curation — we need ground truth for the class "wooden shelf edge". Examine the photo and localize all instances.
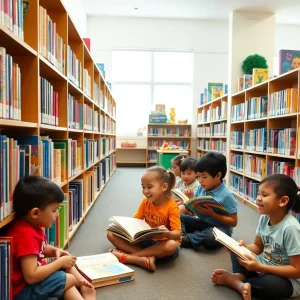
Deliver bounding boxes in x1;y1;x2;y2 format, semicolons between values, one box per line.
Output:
0;213;15;229
0;119;38;128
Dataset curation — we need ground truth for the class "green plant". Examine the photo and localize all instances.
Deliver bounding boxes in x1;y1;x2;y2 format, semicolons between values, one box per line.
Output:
242;54;268;75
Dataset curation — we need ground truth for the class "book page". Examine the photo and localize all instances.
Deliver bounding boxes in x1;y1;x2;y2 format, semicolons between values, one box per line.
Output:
110;216;152;238
76;253;118;268
172;189;189;203
213;227;255;260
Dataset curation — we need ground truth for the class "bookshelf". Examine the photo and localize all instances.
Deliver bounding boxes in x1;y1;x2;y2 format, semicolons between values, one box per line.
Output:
196;94;228;158
229;69;300;218
0;0;117;256
147;123;191;167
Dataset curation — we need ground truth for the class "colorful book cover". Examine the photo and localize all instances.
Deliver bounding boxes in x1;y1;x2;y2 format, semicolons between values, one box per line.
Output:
208;82;223;102
279;49;300;75
253;68;268;86
238;77;244;92
243;75;253;90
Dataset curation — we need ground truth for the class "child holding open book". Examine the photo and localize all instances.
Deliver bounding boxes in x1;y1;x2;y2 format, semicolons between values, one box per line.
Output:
212;174;300;300
173;157;199;213
107;166;181;272
181;152;238;249
7;175;96;300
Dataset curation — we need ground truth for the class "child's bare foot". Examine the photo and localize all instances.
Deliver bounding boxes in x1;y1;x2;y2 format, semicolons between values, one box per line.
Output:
79;280;96;300
211;269;251;300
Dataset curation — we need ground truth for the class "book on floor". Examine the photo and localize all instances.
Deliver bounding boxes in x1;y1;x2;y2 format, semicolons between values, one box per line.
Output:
172;189;230;216
107;216;169;244
212;227;256;261
76;252;135;288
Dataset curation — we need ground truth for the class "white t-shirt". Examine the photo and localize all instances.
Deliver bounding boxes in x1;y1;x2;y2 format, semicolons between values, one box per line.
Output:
175;178;199;194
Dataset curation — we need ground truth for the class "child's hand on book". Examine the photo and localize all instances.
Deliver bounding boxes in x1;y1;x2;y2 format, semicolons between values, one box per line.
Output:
183;188;194;199
58;255;77;269
195;204;215;217
238;240;247;247
152;232;169;239
55;248;71;258
237;254;261;271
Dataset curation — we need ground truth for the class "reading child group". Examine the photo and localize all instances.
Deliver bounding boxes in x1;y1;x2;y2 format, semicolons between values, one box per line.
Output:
4;151;300;300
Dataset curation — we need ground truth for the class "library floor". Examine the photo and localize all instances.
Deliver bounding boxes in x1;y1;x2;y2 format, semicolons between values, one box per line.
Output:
68;168;299;300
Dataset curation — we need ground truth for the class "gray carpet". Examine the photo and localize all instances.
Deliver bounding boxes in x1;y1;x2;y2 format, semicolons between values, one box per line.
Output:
68;168;298;300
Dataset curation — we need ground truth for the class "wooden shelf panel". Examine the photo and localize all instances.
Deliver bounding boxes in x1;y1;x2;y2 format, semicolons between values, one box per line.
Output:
0;25;37;56
0;119;38;128
39;56;67;81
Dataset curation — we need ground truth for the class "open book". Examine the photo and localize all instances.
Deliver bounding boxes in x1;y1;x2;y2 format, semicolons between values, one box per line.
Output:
212;227;256;260
107;216;169;244
172;189;230;216
76;252;135;288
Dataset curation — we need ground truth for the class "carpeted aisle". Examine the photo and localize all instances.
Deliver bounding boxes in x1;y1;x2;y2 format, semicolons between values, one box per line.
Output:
68;168;298;300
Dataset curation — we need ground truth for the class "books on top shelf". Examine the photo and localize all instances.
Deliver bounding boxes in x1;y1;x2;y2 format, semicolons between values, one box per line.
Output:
76;252;134;288
252;68;268;86
212;227;256;260
172;189;230;215
107;216;169;244
279;49;300;75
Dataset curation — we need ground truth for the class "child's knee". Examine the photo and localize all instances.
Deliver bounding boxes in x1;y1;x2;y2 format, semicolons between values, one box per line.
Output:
64;273;77;291
165;240;179;255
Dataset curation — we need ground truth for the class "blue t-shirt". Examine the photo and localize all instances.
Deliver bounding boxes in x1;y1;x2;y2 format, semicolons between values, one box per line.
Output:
194;182;238;233
256;214;300;297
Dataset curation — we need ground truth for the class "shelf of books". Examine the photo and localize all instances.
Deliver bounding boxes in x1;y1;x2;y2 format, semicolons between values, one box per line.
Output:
147;123;191;167
229;68;300;221
196;94;228;158
0;0;117;290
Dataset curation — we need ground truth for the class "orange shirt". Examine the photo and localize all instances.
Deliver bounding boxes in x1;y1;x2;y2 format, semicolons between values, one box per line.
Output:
133;198;181;244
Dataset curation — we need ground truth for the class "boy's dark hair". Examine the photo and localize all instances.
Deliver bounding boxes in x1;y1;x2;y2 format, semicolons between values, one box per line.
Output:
13;175;64;218
180;157;197;172
195;152;227;179
172;155;187;167
260;174;300;213
146;166;176;197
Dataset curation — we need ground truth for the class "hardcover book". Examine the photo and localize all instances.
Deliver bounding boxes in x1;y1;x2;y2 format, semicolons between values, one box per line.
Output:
107;216;169;243
279;49;300;75
76;252;135;288
172;189;230;216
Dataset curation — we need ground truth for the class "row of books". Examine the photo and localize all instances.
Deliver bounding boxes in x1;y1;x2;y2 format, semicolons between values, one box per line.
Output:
101;114;116;134
0;237;12;300
68;94;83;130
148;152;157;161
102;94;116;118
93;81;104;107
197;123;227;137
0;0;24;40
84;139;100;169
67;46;82;89
231;128;296;156
148;140;190;149
101;138;116;158
148;128;190;137
0;47;21;120
199;82;228;105
197;102;227;123
39;6;66;74
198;139;227;152
83;104;99;131
40;77;59;126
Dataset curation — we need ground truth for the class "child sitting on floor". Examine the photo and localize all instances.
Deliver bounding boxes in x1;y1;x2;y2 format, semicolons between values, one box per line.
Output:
7;175;96;300
211;174;300;300
181;151;238;249
107;166;181;272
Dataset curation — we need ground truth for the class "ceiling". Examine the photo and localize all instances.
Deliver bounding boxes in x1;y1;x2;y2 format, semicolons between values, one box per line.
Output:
84;0;300;25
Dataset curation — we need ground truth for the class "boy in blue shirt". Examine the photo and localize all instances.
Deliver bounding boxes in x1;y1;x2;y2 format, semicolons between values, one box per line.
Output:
181;152;238;249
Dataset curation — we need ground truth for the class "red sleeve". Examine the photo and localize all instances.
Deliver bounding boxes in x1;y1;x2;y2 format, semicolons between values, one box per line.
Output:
14;227;45;259
133;198;146;220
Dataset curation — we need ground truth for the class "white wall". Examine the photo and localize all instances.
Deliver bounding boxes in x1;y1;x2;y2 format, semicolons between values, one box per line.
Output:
87;16;229;155
87;16;300;155
62;0;87;37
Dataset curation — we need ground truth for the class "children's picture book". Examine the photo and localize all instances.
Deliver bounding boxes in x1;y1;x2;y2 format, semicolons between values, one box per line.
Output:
252;68;268;86
243;75;253;90
237;77;244;92
208;82;224;102
279;49;300;75
76;252;135;288
107;216;169;243
172;189;230;215
212;227;256;261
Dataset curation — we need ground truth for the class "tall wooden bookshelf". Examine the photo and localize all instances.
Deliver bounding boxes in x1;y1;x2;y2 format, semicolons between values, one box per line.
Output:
196;94;228;158
147;123;191;167
0;0;117;251
229;68;300;218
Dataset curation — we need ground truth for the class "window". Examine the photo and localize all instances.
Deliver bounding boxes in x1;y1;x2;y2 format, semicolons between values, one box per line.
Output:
112;51;193;136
